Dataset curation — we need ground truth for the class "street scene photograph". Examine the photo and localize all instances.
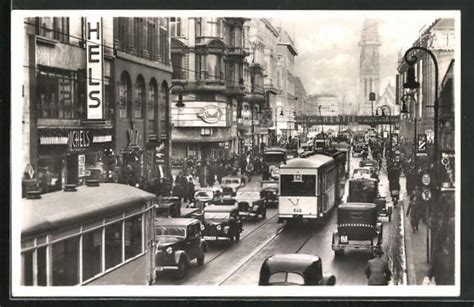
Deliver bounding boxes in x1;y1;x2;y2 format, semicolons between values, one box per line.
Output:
11;10;459;297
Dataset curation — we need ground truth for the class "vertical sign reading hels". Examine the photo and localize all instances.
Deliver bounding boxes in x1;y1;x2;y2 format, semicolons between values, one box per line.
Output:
86;17;103;120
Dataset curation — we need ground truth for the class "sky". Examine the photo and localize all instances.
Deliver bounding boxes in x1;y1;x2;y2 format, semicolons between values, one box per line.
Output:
275;11;455;106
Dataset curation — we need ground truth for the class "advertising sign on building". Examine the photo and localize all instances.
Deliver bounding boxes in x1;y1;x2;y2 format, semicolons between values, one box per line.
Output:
171;102;227;127
416;133;428;156
86;17;103;120
78;154;86;177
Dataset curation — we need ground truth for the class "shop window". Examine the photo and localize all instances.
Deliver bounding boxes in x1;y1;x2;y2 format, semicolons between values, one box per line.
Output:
82;229;103;281
37;159;63;194
135;76;145;118
22;250;34;286
119;72;131;118
125;215;142;260
37;67;81;119
170;17;181;37
105;222;122;270
52;236;80;285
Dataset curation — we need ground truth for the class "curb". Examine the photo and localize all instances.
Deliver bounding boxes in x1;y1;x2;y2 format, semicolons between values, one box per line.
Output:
401;190;418;285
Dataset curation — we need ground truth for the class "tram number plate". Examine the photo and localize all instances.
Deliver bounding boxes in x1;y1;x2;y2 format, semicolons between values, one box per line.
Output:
340;235;348;244
293;208;302;214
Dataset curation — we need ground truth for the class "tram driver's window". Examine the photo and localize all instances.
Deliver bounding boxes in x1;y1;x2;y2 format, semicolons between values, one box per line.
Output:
125;215;142;260
105;222;123;270
82;229;103;281
52;237;80;285
22;251;33;286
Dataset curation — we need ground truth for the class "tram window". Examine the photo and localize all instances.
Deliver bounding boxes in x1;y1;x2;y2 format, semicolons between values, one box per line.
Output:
22;250;33;286
280;175;316;196
83;229;103;281
37;246;47;286
125;215;142;260
52;236;79;285
105;222;123;270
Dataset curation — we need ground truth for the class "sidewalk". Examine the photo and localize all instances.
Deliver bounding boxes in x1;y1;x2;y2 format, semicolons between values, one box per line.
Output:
399;175;430;285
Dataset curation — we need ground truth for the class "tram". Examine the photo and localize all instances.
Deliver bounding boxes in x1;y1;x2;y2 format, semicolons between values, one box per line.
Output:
278;154;336;223
262;147;287;180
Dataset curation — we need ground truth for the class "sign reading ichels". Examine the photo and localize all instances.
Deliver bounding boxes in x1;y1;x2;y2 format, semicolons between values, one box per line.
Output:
86;17;103;120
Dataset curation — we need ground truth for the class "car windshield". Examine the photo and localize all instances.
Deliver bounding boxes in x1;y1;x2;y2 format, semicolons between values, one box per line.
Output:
155;226;186;237
349;181;377;202
204;211;231;220
232;179;240;184
264;153;285;163
214;199;237;206
262;183;278;189
196;191;212;198
268;272;305;285
354;169;371;175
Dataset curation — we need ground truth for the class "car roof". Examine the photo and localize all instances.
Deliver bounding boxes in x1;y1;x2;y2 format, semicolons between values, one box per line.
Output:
264;147;287;153
222;176;241;180
22;183;155;237
281;154;333;169
204;205;238;212
263;254;320;274
156;218;200;226
349;177;378;182
338;202;377;210
196;187;220;192
235;191;261;201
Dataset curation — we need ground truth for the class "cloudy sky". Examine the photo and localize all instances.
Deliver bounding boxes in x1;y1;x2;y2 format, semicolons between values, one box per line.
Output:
275;11;456;105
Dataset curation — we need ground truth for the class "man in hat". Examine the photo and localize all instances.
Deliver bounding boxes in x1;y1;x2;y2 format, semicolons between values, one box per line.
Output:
365;249;392;285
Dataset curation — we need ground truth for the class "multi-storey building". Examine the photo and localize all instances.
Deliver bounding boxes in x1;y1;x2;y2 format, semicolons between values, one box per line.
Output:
23;17;115;195
275;28;298;140
169;17;249;160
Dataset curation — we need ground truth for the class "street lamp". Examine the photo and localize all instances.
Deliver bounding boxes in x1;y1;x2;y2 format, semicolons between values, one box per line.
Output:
288;108;296;142
403;46;440;264
274;106;284;141
375;104;392;145
165;83;186;176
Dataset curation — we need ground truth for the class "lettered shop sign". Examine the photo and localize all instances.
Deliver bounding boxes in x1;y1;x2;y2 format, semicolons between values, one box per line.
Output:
86;17;103;120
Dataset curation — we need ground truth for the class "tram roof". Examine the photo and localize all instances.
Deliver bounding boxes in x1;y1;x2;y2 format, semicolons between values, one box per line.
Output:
264;147;287;153
22;183;155;236
280;154;333;169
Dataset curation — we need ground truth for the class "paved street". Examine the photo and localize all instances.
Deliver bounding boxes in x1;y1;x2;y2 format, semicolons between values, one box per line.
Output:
154;155;402;286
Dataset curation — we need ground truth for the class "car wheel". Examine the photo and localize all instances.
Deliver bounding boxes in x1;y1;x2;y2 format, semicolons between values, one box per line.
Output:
334;249;344;258
197;252;205;266
175;258;188;279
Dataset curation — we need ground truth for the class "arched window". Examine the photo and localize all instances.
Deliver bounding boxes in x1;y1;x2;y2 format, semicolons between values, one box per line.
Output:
119;72;131;118
159;82;168;138
135;76;145;118
148;79;158;134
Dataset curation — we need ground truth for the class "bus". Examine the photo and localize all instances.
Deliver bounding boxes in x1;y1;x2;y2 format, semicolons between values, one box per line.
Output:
278;154;336;223
20;182;156;286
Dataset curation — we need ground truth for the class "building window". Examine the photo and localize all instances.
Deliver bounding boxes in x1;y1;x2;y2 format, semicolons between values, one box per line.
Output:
52;17;70;43
135;76;145;118
208;17;221;37
119;72;131;118
171;53;184;79
37;67;82;119
195;54;206;80
170;17;181;37
159;27;169;65
125;215;142;260
105;222;122;270
229;27;235;47
52;236;80;286
159;83;168;139
148;79;157;134
82;229;102;281
148;20;157;60
195;18;202;36
206;54;222;80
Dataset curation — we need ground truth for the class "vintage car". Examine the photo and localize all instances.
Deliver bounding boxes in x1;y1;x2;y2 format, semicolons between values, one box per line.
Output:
351;167;373;179
235;191;267;219
352;141;368;156
155;196;181;218
346;177;392;221
260;180;279;207
263;147;287;180
359;159;379;174
202;204;243;243
154;218;208;279
258;254;336;286
221;176;246;194
192;187;222;206
332;203;383;257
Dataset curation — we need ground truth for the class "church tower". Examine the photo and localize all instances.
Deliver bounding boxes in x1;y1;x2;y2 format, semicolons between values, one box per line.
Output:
358;19;381;115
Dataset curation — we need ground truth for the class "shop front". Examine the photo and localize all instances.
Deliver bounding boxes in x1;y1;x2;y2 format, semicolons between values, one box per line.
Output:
36;128;113;193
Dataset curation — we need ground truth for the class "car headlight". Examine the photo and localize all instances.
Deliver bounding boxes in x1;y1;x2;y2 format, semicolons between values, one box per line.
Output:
200;224;205;231
252;205;259;210
166;247;173;254
216;225;222;231
224;226;230;233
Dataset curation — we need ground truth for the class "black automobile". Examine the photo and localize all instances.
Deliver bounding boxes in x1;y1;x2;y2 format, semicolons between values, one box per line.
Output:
202;204;243;243
260;180;279;207
347;177;392;222
258;254;336;286
235;191;267;219
155;197;181;218
332;203;383;257
352;141;368;157
154;218;208;279
359;159;380;175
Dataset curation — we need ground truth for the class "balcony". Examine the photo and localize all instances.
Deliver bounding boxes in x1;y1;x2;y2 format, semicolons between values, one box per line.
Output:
226;46;249;57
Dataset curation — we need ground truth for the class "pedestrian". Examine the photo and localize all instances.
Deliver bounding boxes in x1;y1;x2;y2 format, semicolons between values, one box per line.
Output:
186;178;195;203
365;249;392;285
406;193;420;233
362;150;368;160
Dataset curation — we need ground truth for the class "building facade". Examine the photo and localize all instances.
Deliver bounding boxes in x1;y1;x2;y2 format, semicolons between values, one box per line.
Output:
169;17;249;161
275;28;298;140
23;17;115;195
358;19;381;116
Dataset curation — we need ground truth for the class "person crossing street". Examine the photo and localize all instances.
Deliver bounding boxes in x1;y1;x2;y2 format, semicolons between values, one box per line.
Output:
365;249;392;285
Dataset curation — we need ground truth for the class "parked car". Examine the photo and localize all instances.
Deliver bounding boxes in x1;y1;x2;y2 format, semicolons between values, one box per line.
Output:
332;203;383;257
155;196;181;218
258;254;336;286
202;204;242;243
191;187;222;207
352;142;368;157
351;167;373;179
235;191;267;219
359;159;379;174
221;176;246;194
154;218;208;279
260;180;279;207
347;177;392;221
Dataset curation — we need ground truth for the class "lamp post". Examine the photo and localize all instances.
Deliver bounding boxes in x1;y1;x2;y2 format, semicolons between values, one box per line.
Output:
403;46;439;263
375;104;393;150
167;84;185;175
288;108;296;143
274;106;284;145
